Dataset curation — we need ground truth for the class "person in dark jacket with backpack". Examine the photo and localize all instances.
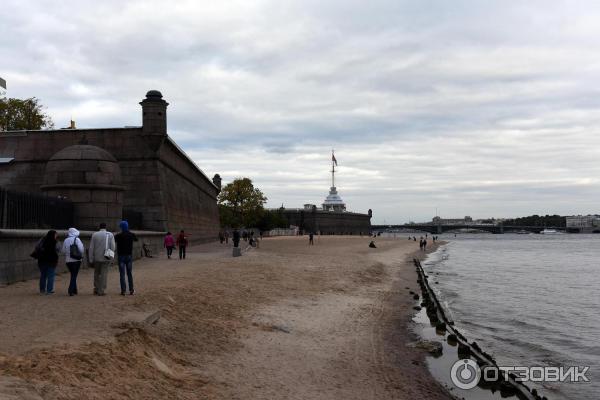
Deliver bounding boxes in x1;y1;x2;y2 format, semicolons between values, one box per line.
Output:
115;220;138;295
36;230;61;295
61;227;85;296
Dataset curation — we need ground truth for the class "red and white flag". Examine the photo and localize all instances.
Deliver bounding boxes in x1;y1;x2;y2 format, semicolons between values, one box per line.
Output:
332;153;338;166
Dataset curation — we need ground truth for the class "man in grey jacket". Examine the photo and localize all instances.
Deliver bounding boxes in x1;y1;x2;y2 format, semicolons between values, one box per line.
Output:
89;223;116;296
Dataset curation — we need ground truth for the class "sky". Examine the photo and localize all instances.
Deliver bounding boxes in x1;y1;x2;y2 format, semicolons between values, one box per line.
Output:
3;0;600;224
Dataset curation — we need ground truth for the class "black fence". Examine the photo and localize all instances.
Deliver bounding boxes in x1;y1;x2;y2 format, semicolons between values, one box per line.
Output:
123;209;143;230
0;188;74;229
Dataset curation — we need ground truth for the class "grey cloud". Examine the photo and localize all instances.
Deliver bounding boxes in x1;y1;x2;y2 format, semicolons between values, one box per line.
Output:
3;0;600;223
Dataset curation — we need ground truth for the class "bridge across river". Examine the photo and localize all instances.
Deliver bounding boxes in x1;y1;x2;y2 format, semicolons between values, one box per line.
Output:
372;224;565;234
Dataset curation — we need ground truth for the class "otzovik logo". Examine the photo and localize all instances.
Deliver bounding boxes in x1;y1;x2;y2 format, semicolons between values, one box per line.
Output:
450;359;480;389
450;359;591;389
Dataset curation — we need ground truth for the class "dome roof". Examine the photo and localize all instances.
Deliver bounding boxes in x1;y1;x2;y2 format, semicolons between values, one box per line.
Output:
43;145;122;187
145;90;163;100
49;144;117;162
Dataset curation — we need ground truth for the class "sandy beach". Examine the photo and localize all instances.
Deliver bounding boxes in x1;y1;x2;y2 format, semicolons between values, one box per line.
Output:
0;236;451;400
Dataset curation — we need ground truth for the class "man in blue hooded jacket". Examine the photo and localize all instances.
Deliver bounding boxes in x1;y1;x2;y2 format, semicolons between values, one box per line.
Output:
115;220;138;295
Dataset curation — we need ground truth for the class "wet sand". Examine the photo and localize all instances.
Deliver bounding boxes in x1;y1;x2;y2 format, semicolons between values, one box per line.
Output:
0;236;451;400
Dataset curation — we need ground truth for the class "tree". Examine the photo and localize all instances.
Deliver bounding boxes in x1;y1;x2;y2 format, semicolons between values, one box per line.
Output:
503;214;566;227
0;97;54;131
218;178;268;228
256;210;289;231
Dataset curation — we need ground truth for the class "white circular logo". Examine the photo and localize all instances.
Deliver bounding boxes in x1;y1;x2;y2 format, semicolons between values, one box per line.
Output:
450;359;481;390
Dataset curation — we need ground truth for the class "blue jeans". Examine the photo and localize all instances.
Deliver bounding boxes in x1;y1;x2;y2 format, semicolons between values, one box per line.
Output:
66;261;81;295
118;255;134;293
38;264;56;293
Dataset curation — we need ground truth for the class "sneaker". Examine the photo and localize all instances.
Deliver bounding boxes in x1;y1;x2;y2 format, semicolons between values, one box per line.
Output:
120;291;126;296
129;290;135;295
46;291;54;295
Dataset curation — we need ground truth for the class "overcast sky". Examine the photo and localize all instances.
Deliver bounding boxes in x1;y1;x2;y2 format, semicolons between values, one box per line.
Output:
3;0;600;223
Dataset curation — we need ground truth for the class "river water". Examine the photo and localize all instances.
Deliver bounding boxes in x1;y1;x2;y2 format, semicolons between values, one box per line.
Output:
419;233;599;400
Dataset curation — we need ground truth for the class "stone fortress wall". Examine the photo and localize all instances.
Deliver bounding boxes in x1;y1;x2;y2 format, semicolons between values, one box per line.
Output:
277;208;372;235
0;91;220;243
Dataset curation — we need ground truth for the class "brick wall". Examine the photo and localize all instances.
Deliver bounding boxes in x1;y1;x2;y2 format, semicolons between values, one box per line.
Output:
0;128;220;242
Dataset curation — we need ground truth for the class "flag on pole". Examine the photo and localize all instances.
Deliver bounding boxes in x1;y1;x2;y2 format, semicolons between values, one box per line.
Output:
332;152;337;166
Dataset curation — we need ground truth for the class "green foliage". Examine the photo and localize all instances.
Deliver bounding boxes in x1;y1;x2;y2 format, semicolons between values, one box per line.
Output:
256;210;289;231
503;214;566;227
218;177;267;228
0;97;54;131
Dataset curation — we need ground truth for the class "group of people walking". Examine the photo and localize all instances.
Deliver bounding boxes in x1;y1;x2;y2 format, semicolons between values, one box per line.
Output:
406;234;438;252
32;221;138;296
163;230;189;259
219;229;260;248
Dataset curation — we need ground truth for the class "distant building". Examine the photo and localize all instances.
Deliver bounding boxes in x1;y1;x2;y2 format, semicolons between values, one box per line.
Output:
565;215;600;233
432;216;473;225
274;152;371;235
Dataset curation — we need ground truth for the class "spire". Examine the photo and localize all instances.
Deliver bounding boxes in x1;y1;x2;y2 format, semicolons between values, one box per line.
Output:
323;150;345;212
331;149;338;188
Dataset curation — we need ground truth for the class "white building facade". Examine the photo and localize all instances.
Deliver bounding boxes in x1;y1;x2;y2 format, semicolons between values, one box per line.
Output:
566;215;600;232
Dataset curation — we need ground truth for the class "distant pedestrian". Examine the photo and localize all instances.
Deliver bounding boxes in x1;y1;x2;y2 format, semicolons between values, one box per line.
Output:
225;231;230;244
177;230;188;259
219;231;225;244
115;221;138;296
419;237;424;250
233;229;241;247
164;232;175;258
309;232;314;245
33;230;61;295
242;231;248;242
61;227;84;296
89;223;116;296
423;238;428;251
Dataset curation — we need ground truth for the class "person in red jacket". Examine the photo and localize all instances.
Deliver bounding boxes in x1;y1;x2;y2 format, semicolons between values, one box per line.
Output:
164;232;175;259
176;230;188;260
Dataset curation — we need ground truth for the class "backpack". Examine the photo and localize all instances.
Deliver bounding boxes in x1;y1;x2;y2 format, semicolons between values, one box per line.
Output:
69;237;83;260
30;239;44;259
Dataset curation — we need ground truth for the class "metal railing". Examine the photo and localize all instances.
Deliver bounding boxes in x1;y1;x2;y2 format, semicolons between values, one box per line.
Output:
0;187;74;229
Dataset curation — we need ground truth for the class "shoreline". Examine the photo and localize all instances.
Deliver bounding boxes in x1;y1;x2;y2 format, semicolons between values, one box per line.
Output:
0;236;453;399
414;243;549;400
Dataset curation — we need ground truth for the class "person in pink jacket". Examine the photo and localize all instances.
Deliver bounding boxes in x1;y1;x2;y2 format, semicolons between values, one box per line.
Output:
164;232;175;259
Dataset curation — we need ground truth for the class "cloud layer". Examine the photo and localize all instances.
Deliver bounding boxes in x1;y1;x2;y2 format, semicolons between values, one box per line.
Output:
3;0;600;223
